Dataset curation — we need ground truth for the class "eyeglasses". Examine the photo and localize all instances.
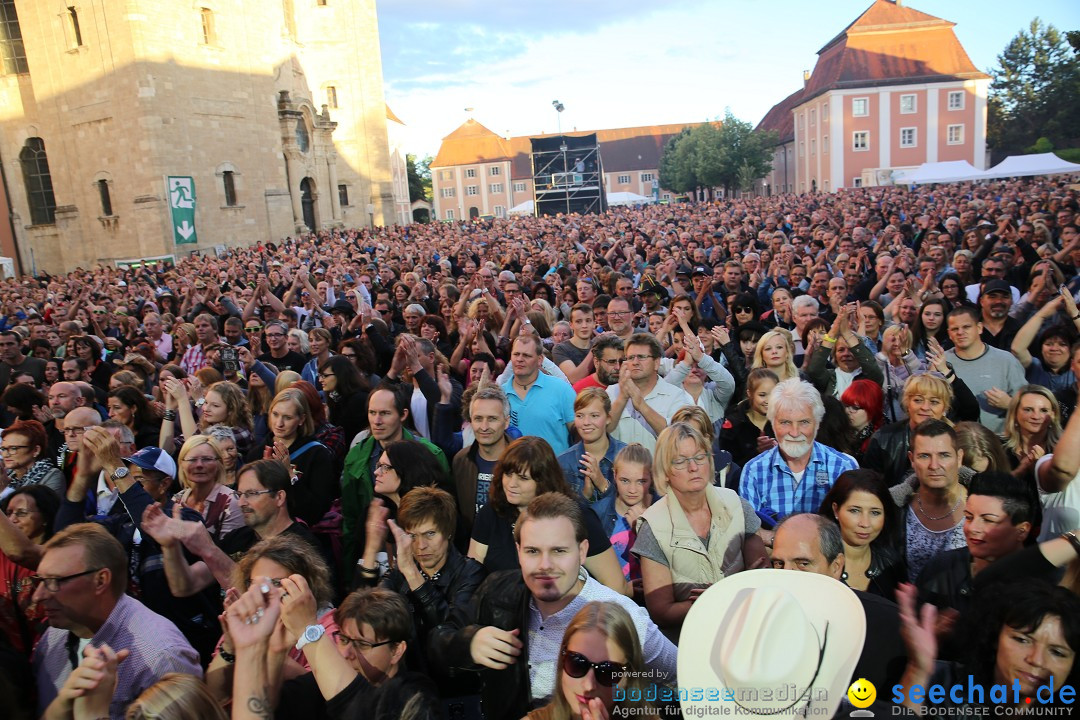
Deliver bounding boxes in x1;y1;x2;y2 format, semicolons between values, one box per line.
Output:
232;489;277;501
63;426;91;437
374;463;394;475
264;332;285;339
333;631;394;653
92;310;106;315
28;568;102;593
183;456;219;465
624;354;655;363
0;445;30;454
245;326;263;333
606;310;630;317
734;306;754;313
561;650;627;687
340;352;356;359
319;372;334;379
6;509;36;519
671;453;709;469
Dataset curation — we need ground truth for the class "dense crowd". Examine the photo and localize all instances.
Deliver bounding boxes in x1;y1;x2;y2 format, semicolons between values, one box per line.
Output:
1;176;1079;719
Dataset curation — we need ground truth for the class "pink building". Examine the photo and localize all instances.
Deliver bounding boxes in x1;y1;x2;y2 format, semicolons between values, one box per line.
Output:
757;0;990;194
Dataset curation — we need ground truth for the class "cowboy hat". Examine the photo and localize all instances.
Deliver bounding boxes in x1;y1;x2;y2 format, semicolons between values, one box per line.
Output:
678;569;865;719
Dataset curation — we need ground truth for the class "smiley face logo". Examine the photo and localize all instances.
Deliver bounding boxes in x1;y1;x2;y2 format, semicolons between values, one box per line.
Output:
847;678;876;709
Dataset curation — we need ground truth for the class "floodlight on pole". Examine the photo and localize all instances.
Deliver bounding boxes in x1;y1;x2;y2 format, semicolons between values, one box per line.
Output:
552;100;564;135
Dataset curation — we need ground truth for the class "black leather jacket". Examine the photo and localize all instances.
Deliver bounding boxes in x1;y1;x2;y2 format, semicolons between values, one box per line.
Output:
428;570;532;720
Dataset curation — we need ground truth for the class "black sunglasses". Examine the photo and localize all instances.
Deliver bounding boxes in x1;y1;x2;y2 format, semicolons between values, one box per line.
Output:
562;650;626;687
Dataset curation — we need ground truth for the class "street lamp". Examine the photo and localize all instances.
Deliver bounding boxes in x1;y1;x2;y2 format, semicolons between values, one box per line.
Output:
552;100;564;136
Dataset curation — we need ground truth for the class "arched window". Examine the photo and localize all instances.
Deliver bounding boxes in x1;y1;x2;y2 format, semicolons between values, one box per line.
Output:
20;138;56;225
97;179;112;216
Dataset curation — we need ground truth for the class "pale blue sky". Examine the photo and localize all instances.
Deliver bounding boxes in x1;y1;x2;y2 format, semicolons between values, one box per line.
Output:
377;0;1080;157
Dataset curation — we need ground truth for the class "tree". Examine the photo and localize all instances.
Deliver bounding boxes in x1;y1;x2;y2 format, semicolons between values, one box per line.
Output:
407;153;432;203
987;19;1080;153
658;112;777;197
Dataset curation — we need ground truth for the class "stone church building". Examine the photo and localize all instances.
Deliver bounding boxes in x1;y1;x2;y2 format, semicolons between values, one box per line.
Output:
0;0;395;273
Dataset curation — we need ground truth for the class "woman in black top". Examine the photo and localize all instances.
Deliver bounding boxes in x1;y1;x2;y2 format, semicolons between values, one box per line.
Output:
319;355;370;445
468;436;630;596
718;368;778;468
818;469;906;600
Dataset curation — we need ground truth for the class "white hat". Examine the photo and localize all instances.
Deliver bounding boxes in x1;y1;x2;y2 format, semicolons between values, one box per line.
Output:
678;569;865;719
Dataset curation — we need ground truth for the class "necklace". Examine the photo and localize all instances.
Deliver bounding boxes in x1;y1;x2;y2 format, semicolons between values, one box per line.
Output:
916;492;962;521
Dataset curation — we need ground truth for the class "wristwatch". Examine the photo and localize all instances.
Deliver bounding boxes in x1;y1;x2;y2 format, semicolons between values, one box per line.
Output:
295;624;325;651
110;467;130;482
194;398;206;408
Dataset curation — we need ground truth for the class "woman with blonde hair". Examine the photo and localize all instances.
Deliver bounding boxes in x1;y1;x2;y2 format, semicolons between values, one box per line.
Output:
751;329;799;382
274;369;301;394
633;423;764;636
1001;384;1063;481
246;388;337;526
863;367;980;480
302;326;334;386
174;435;243;541
126;674;228;720
530;297;558;331
526;602;654;720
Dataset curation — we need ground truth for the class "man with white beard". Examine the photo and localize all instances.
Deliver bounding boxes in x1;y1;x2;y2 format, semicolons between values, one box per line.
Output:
740;379;857;525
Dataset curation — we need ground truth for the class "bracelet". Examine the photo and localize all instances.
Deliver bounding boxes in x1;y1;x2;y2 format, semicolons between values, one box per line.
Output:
1062;531;1080;558
1073;313;1080;321
218;648;236;663
163;410;177;421
357;563;378;576
821;334;837;344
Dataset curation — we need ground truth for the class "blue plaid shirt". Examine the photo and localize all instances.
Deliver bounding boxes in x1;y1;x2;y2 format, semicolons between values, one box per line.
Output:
740;442;857;521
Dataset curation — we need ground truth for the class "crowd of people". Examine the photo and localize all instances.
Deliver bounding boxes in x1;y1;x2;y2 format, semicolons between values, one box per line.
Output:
0;175;1079;719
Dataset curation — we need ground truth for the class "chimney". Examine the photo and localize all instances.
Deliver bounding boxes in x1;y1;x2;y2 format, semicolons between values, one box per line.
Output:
802;70;811;86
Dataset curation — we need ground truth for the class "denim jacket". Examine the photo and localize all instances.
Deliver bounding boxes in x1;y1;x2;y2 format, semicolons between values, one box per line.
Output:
556;436;626;503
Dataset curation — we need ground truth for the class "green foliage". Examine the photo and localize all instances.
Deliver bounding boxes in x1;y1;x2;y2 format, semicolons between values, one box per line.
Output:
407;154;432;203
658;111;778;195
1056;148;1080;163
987;19;1080;152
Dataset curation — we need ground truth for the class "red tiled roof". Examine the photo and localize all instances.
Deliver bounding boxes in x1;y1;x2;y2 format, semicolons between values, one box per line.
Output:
432;119;513;167
756;87;805;145
435;121;697;179
800;0;989;104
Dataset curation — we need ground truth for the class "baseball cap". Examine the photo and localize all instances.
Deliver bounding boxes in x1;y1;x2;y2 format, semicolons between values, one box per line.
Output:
692;266;709;278
980;279;1012;298
123;447;177;479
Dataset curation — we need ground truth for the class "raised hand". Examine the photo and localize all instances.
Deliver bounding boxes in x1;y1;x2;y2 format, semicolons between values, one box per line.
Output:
470;626;523;670
224;577;282;650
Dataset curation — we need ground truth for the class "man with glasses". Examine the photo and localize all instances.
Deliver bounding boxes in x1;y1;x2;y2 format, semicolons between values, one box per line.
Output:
31;523;200;718
573;333;624;392
429;493;675;720
56;406;102;489
604;297;635;341
607;333;692;453
141;459;326;602
258;319;306;374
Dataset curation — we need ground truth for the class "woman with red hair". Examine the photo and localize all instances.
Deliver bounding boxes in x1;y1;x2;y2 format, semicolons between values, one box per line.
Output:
840;379;885;464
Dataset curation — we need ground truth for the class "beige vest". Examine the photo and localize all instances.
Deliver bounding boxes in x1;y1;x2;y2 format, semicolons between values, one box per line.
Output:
641;485;745;600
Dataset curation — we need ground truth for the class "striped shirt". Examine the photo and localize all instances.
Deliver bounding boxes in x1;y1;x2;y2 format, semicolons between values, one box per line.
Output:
34;594;201;719
740;442;858;521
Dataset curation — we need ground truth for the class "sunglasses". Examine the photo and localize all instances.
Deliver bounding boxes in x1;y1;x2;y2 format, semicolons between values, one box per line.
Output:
562;650;626;687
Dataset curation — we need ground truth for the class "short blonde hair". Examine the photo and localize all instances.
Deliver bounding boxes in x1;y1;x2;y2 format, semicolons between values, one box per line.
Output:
177;435;226;491
574;387;610;414
652;422;712;495
901;374;953;418
882;324;913;354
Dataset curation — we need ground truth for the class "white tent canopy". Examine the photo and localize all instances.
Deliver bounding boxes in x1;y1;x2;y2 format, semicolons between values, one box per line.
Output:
606;191;652;206
981;152;1080;179
892;160;983;185
508;200;534;215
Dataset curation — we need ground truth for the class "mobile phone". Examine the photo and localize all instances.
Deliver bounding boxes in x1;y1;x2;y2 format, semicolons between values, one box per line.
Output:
221;347;239;374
